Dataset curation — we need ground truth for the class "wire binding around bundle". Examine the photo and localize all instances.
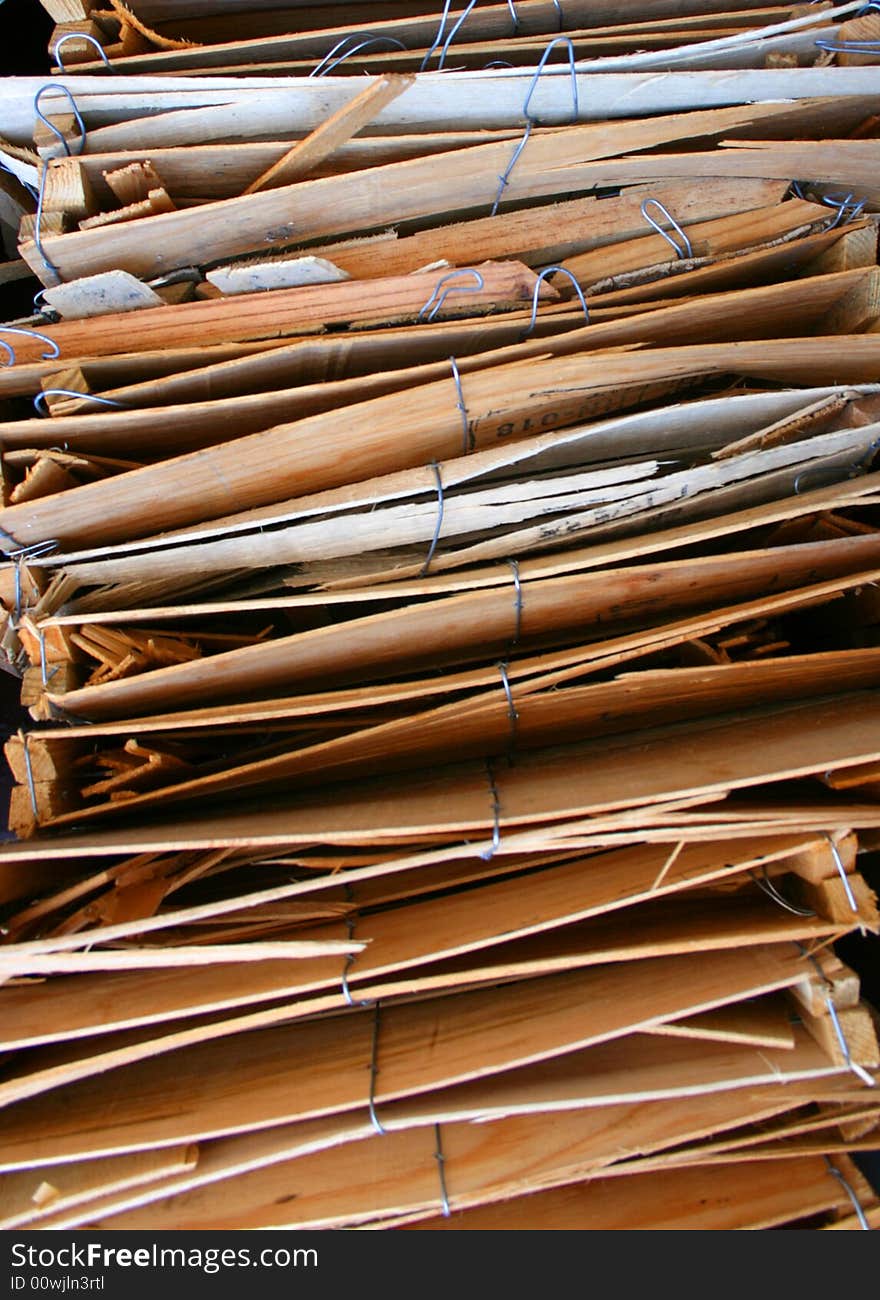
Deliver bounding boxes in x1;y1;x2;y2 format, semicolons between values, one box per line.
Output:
420;461;446;578
434;1124;452;1218
823;833;859;914
449;356;472;454
341;917;360;1008
32;287;59;322
8;541;60;621
826;995;876;1088
497;660;519;761
824;1158;871;1229
479;761;503;862
34;165;63;279
18;730;38;823
507;558;523;650
368;1002;387;1136
491;36;579;217
797;942;876;1088
37;623;59;690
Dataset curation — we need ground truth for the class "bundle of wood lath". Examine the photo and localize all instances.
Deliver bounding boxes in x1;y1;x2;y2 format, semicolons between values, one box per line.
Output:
30;0;880;76
0;0;879;1231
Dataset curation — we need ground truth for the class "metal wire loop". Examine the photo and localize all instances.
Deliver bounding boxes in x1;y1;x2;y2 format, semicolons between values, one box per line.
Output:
794;463;856;495
449;356;472;453
523;36;578;123
311;34;407;77
33;163;62;279
418;268;484;322
826;996;876;1088
522;265;589;339
490;36;578;216
795;942;875;1089
34;389;125;415
821;191;867;229
437;0;478;70
421;1;455;70
38;624;57;689
750;866;816;917
421;1;485;71
52;33;112;71
0;326;60;367
7;539;58;563
641;197;694;260
33;84;86;157
32;288;59;321
497;660;519;758
823;833;859;914
9;540;59;620
19;731;39;823
815;37;880;53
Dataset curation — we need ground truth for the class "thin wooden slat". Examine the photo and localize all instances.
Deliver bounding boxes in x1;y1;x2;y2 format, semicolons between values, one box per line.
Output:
0;1145;198;1232
244;74;414;192
4;67;879;155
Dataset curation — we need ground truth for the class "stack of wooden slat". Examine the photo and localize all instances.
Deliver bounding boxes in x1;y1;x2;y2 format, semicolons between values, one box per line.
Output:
0;0;879;1231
